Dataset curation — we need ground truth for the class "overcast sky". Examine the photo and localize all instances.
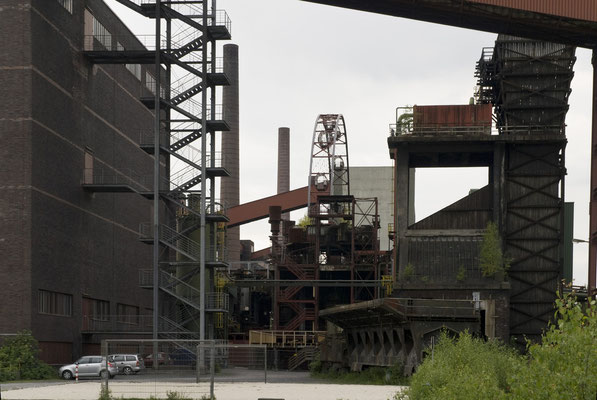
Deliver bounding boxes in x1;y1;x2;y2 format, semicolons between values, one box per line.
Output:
106;0;593;286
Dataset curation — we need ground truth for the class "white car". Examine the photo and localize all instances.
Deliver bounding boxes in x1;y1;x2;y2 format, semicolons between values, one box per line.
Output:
59;356;117;380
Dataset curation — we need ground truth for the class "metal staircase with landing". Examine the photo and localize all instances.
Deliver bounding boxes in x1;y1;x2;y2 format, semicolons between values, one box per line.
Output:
81;0;232;341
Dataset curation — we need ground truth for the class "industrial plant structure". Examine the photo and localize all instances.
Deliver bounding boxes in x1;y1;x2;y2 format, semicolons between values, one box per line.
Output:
2;0;597;373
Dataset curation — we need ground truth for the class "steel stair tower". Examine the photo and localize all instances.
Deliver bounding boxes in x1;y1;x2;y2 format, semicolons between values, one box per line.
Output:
81;0;232;342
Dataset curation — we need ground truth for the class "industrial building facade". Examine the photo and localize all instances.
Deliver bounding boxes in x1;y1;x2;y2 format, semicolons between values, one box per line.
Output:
0;0;157;363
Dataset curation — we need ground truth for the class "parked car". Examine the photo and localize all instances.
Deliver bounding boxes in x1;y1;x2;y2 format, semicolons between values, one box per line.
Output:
108;354;145;375
170;348;196;367
59;356;117;380
144;352;172;367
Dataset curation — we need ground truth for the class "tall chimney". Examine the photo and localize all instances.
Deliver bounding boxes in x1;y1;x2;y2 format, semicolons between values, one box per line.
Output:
221;44;240;263
277;127;290;221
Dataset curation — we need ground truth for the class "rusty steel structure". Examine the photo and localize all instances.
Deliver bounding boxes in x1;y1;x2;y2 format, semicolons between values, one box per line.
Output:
262;115;383;332
304;0;597;313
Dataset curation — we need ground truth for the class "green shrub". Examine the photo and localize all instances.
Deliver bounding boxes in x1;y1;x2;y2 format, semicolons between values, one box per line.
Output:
396;293;597;400
506;294;597;400
311;361;406;385
403;263;415;281
0;330;57;381
479;221;510;278
396;331;519;400
456;265;467;282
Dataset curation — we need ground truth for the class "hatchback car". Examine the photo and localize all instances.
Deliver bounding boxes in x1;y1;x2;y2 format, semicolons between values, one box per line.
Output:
59;356;117;380
109;354;145;375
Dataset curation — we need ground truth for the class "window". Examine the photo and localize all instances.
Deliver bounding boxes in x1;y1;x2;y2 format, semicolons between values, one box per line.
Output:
39;290;73;317
57;0;73;14
117;304;139;325
84;149;93;184
92;14;112;49
126;64;142;81
145;71;156;94
82;297;109;321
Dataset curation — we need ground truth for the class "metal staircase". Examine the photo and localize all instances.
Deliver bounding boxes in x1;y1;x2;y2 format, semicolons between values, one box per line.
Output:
288;347;319;371
82;0;232;341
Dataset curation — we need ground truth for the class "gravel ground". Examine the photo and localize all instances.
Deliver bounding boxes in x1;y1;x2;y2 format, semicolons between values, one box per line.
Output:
1;381;404;400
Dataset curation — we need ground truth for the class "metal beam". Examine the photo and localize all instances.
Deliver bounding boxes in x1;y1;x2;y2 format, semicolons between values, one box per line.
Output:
232;279;383;287
301;0;597;48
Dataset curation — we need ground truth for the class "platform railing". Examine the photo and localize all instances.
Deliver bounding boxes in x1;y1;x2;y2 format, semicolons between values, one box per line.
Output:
248;330;326;348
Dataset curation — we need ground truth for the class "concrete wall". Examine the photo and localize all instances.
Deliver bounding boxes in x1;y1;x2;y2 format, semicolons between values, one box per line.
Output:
349;166;394;251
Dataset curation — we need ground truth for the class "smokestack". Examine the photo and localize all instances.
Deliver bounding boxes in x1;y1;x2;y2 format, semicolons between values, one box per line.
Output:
277;127;290;221
221;44;240;263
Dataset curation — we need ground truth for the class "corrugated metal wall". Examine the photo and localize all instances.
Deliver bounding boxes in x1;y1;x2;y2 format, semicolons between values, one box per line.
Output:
407;236;485;283
468;0;597;23
411;185;492;230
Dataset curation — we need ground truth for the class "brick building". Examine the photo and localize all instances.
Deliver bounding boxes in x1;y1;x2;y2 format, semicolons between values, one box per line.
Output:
0;0;160;364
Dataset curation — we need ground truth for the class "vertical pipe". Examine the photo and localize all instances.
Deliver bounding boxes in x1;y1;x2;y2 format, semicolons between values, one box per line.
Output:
277;127;290;221
200;0;208;351
589;49;597;296
221;44;240;262
152;0;161;368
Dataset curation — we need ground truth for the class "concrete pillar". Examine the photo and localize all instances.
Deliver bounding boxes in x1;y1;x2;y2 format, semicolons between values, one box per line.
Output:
221;44;240;263
277;127;290;221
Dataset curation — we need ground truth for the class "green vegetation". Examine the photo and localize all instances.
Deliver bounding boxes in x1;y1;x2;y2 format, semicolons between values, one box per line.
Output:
310;357;406;385
402;263;415;281
297;214;313;228
456;264;467;282
0;330;56;381
103;392;213;400
479;221;510;278
396;292;597;400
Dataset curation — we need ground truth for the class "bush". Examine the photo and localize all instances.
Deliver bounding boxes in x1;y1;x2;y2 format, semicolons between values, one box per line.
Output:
396;331;520;400
0;330;57;381
506;294;597;400
310;358;406;386
396;293;597;400
479;221;510;278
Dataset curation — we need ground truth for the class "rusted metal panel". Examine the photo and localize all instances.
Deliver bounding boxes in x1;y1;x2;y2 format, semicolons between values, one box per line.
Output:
413;104;492;127
468;0;597;23
411;104;492;135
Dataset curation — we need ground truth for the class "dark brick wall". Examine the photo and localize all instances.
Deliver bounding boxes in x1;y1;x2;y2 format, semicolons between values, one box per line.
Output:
0;1;33;334
1;0;159;360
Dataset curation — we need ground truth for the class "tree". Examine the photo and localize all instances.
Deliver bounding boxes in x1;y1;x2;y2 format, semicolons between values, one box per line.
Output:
0;330;56;380
506;293;597;399
479;221;509;278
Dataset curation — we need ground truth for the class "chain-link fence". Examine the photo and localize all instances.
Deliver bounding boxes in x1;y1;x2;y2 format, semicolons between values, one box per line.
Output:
100;339;267;399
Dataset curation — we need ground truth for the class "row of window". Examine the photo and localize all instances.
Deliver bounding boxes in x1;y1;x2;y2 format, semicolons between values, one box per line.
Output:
57;0;73;14
92;14;112;50
39;290;143;325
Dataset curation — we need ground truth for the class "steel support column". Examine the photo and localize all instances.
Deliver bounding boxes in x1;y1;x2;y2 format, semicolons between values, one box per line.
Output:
152;0;161;367
590;49;597;296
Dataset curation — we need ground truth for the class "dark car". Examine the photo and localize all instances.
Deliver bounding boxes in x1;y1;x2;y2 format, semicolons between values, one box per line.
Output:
144;352;172;367
170;348;197;367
